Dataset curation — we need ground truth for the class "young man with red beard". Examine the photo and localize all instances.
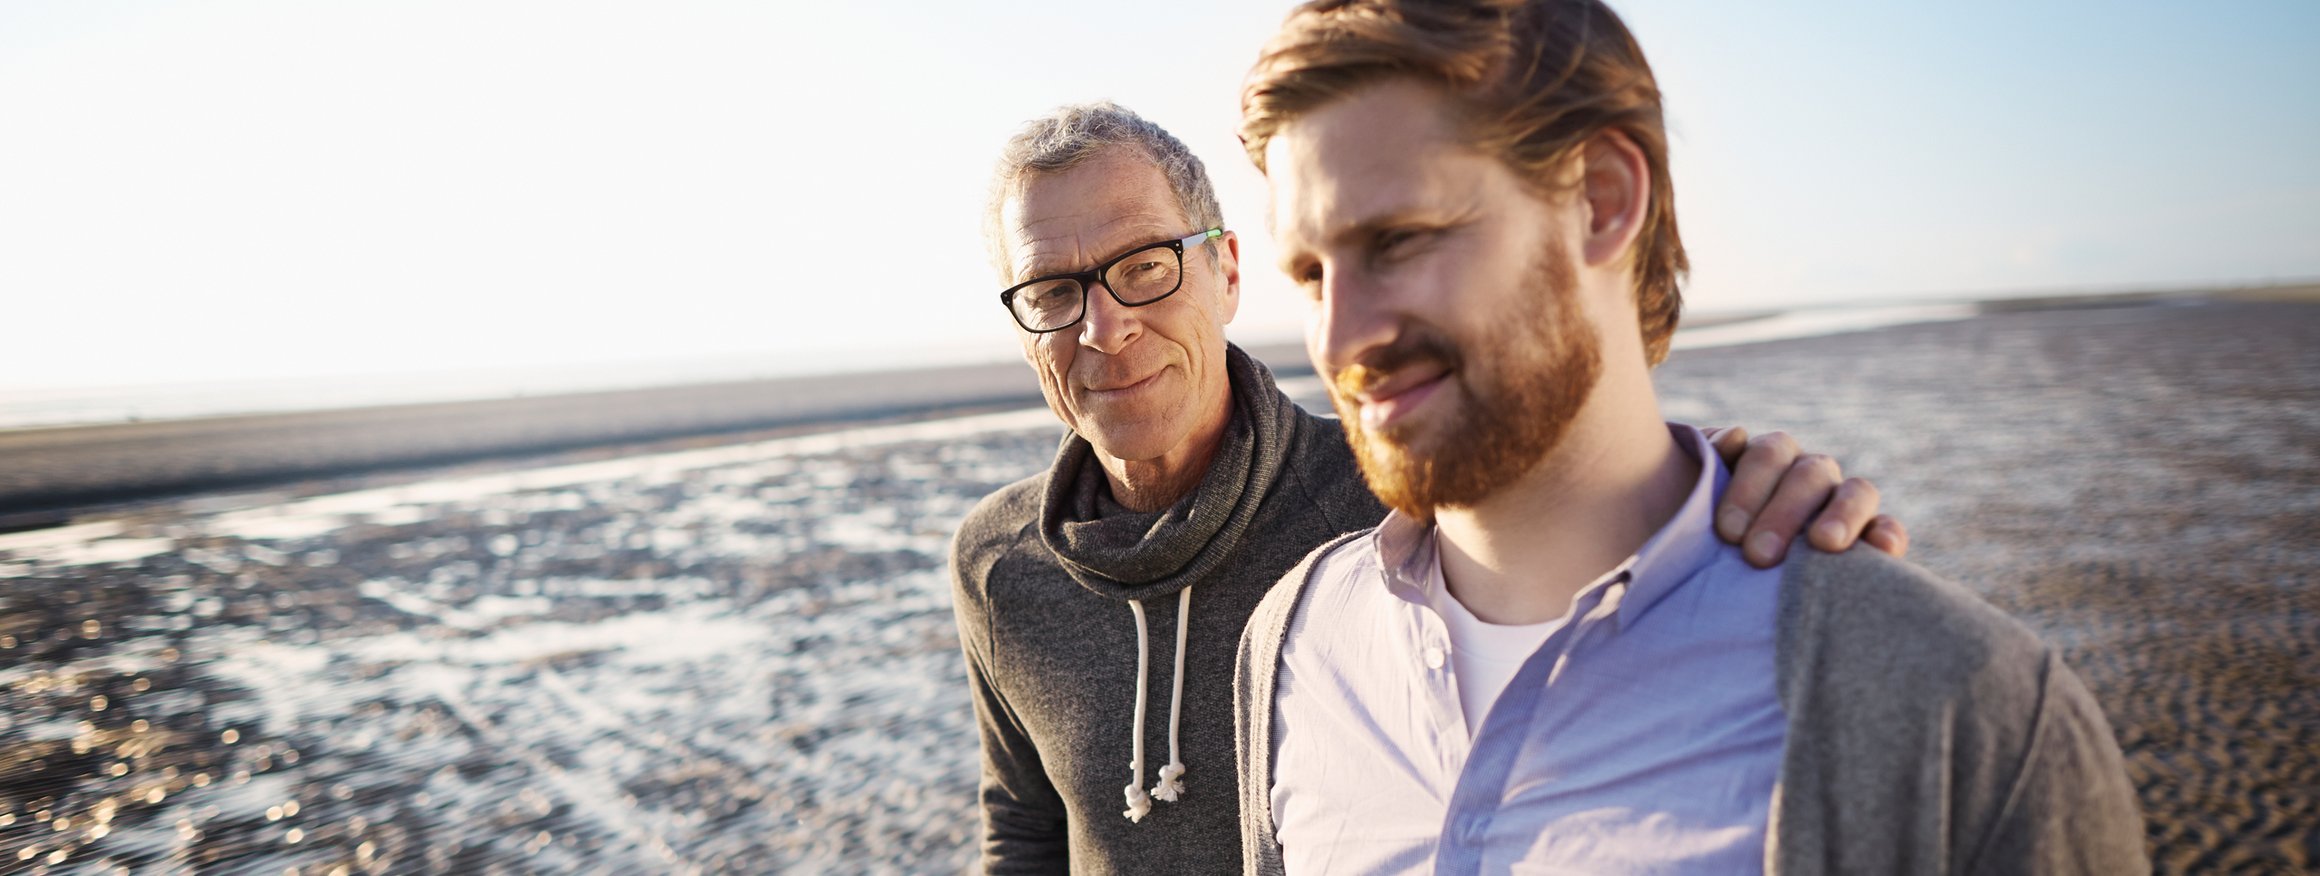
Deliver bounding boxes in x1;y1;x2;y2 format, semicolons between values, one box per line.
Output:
952;102;1912;874
1230;2;2146;874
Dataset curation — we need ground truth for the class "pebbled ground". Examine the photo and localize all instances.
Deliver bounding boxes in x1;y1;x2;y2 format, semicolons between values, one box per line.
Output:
1;299;2314;873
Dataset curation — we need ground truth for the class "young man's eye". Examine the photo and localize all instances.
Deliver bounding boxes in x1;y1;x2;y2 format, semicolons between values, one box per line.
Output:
1376;229;1430;262
1296;265;1325;301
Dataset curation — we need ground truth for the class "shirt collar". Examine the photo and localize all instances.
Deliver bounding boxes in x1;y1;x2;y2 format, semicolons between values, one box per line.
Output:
1366;423;1730;624
1614;423;1728;629
1373;503;1438;606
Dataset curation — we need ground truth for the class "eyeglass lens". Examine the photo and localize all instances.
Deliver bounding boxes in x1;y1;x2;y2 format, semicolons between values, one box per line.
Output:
1010;243;1184;332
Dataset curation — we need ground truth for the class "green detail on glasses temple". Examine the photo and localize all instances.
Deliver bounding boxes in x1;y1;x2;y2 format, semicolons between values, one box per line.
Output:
1000;228;1225;334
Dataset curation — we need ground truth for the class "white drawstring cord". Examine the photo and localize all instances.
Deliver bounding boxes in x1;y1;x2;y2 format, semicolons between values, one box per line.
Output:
1151;587;1192;802
1124;599;1154;823
1123;589;1195;820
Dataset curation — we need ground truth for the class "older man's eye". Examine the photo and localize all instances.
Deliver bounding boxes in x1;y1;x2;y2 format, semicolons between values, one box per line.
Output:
1022;282;1076;309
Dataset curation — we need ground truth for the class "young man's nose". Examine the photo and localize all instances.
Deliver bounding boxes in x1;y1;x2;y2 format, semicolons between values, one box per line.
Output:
1311;269;1399;376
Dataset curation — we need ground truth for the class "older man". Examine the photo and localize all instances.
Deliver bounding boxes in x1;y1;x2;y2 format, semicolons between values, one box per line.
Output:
950;102;1904;874
1230;1;2145;873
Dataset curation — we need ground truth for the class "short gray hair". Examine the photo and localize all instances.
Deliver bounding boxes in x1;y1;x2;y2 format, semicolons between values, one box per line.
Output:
983;102;1226;283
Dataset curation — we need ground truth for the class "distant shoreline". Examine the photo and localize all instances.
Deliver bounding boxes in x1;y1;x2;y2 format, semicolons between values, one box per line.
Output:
0;357;1047;527
11;283;2312;434
4;285;2311;526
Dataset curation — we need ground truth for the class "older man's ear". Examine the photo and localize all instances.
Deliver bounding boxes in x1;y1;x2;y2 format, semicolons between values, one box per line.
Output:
1215;229;1244;324
1705;425;1911;569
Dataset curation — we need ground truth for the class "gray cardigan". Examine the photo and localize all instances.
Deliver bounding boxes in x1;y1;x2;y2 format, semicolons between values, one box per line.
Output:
1234;535;2149;875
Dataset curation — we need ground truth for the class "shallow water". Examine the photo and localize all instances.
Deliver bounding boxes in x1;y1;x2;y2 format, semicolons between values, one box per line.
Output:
1;411;1065;874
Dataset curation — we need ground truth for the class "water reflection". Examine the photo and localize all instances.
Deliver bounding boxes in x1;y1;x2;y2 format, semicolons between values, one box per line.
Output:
0;411;1063;874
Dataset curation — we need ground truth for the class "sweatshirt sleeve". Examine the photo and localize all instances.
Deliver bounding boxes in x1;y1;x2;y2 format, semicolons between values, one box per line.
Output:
951;542;1070;873
1964;650;2150;875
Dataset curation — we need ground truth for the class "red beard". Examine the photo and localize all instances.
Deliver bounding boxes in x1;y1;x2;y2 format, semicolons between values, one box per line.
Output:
1328;240;1603;519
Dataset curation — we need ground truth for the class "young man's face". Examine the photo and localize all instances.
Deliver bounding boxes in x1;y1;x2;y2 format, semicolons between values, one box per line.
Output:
1265;79;1608;517
1000;148;1242;463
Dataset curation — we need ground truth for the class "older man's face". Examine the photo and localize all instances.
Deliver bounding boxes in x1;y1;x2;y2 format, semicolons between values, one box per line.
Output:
1001;149;1241;462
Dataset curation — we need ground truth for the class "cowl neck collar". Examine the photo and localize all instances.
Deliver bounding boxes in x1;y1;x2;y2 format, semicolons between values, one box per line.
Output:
1039;343;1297;602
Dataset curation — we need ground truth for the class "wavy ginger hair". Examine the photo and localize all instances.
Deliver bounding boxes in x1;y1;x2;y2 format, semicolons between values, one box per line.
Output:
1240;0;1687;364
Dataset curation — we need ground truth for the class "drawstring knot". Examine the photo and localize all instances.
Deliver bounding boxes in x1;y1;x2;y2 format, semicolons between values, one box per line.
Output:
1152;762;1186;802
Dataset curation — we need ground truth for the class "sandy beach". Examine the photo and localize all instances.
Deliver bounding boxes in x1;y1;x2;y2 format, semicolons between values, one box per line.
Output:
1654;297;2320;872
1;294;2316;873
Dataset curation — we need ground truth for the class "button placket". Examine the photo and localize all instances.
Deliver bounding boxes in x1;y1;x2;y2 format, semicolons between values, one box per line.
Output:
1413;608;1468;770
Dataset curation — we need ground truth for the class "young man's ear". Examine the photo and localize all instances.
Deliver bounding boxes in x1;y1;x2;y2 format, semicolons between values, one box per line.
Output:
1579;130;1650;269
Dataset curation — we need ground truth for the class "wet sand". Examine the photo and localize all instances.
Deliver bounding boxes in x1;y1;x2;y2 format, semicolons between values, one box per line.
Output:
1;297;2316;872
1655;298;2320;872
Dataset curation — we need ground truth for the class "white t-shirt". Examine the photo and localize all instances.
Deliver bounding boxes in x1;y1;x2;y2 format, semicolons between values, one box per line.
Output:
1427;581;1565;734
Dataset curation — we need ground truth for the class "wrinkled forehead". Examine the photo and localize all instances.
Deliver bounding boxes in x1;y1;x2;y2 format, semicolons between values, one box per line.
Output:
1000;151;1192;281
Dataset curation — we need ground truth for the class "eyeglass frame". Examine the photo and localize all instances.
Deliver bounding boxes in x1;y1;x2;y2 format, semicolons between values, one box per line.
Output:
997;228;1226;334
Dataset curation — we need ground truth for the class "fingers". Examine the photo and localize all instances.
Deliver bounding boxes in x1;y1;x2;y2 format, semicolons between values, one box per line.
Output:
1706;426;1749;466
1803;477;1882;553
1715;430;1799;545
1738;453;1842;568
1864;514;1910;558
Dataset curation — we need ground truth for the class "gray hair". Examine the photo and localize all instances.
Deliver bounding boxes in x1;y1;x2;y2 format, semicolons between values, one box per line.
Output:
983;101;1226;283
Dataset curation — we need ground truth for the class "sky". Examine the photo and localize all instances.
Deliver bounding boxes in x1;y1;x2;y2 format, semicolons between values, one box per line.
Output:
2;0;2315;391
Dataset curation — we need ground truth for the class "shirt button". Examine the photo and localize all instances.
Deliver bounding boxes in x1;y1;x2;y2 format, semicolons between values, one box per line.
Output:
1423;646;1446;669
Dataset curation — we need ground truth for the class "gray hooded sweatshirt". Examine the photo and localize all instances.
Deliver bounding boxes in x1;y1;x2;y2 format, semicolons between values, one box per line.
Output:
949;344;1386;874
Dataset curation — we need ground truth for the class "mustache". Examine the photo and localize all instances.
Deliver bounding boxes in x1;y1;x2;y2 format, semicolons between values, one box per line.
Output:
1332;324;1462;398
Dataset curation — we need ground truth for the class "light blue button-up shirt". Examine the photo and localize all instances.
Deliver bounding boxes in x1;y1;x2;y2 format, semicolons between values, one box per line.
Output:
1269;424;1787;875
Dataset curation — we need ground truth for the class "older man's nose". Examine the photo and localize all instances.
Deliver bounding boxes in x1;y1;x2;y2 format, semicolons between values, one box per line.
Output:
1078;282;1143;354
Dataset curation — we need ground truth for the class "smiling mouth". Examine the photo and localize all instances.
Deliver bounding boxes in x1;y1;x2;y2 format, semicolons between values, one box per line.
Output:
1086;369;1164;396
1350;366;1451;431
1354;366;1445;405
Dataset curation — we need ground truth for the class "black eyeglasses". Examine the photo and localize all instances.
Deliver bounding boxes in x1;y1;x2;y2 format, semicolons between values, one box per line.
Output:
999;228;1224;333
